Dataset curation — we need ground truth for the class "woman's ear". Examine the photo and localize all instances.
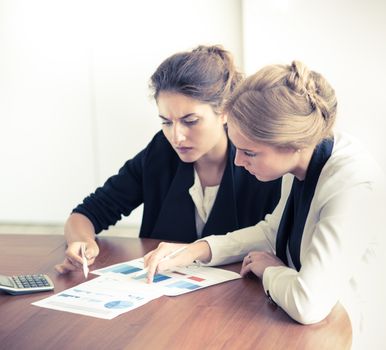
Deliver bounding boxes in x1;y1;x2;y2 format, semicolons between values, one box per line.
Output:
221;113;228;125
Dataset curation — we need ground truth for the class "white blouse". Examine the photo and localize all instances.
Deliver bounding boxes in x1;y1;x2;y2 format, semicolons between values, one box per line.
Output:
189;169;219;238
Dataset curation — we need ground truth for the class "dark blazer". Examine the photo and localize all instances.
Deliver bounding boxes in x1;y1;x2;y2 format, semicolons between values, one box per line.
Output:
73;131;281;243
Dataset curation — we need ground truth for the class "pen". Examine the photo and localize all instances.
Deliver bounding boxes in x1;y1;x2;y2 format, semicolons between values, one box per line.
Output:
81;243;89;279
132;246;187;278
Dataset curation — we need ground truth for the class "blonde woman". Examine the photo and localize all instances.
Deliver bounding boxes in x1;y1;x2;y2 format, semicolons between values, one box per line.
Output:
144;61;385;349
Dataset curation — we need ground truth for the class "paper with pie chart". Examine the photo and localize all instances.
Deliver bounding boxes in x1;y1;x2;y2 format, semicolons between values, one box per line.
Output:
32;273;163;319
32;258;241;319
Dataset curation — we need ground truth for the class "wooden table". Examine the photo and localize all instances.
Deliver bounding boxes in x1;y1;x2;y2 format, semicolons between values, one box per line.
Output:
0;234;352;350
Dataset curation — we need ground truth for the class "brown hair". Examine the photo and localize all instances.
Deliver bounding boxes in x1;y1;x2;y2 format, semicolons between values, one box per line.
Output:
225;60;337;149
149;45;243;113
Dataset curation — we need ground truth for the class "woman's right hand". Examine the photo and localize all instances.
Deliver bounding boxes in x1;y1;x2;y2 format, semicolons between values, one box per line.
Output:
55;240;99;274
144;241;211;283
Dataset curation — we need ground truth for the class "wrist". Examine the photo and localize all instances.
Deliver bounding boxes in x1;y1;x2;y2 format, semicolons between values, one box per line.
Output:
190;241;211;263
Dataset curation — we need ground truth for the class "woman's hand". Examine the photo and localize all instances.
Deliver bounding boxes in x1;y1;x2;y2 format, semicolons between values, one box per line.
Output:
144;241;211;283
55;240;99;274
240;251;285;278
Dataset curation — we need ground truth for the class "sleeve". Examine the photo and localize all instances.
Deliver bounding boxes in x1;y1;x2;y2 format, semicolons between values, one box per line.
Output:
73;148;145;234
201;174;293;266
262;179;379;325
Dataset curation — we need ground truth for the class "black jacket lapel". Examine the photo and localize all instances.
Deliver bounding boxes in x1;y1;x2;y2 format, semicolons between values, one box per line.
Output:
150;161;197;242
202;147;238;237
276;138;334;271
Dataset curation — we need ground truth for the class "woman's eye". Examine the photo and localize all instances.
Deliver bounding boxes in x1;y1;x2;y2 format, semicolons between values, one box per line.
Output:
244;151;257;158
160;118;198;126
182;119;199;126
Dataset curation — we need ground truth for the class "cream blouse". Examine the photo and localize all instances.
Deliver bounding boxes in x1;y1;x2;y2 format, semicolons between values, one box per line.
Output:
189;169;219;238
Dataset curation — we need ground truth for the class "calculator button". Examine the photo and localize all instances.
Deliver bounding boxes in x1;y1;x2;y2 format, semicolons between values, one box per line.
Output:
14;275;43;288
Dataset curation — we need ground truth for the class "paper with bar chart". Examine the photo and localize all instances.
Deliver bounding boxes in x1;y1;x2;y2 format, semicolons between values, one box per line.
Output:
92;258;241;296
33;258;241;319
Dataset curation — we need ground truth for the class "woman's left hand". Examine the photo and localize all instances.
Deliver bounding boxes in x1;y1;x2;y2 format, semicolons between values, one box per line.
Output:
240;251;286;278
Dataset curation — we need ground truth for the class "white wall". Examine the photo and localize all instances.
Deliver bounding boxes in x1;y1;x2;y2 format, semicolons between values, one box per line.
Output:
2;0;385;227
242;0;386;172
0;0;243;226
0;1;96;223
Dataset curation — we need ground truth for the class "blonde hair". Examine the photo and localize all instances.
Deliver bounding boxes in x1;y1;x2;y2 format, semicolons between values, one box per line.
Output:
225;61;337;149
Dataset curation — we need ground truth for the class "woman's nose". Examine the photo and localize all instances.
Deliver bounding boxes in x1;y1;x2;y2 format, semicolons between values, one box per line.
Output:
234;149;246;167
172;123;186;145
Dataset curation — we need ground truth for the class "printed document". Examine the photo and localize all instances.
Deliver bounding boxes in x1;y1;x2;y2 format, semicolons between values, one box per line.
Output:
33;258;241;319
32;273;162;319
92;258;241;296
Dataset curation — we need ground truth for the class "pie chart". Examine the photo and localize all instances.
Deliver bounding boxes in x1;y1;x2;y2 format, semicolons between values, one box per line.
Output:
104;300;133;309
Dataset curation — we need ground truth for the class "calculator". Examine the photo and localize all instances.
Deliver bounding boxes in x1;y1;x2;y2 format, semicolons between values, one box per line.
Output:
0;274;54;295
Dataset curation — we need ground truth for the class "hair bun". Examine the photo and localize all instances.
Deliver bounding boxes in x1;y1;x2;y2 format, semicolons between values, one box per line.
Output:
288;60;325;115
193;45;224;56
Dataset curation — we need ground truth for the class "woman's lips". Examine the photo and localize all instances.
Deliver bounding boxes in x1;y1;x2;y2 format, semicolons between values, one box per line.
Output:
175;146;193;154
